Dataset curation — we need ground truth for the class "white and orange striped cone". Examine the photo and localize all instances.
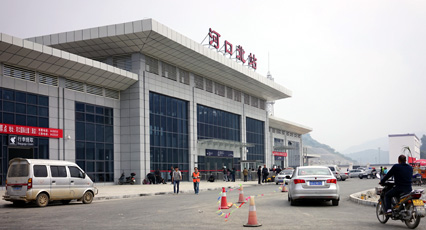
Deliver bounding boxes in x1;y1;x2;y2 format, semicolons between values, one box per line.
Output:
220;187;231;209
238;185;245;203
243;196;262;227
281;182;288;192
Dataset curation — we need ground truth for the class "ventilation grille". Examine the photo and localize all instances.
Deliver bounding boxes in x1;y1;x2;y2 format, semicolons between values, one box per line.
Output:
39;72;58;86
251;96;258;108
86;84;103;96
179;69;190;85
234;90;241;102
226;87;233;99
113;55;132;71
244;93;250;105
105;88;120;99
205;79;213;93
3;64;35;82
215;82;225;97
65;79;84;92
145;56;158;74
162;62;177;81
194;75;204;90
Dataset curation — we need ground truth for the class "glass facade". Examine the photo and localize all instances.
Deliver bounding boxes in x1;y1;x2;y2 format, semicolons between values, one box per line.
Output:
75;102;114;182
197;105;240;141
246;117;265;161
149;92;189;180
0;87;49;185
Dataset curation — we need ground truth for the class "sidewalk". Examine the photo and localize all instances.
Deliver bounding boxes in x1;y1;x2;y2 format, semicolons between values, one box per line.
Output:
93;180;262;201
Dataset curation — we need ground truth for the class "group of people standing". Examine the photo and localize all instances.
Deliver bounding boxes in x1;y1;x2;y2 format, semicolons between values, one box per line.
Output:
222;167;237;182
379;166;388;179
169;166;200;195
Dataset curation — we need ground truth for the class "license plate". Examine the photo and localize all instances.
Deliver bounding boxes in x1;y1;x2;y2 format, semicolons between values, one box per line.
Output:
309;181;322;186
12;186;21;191
413;199;424;206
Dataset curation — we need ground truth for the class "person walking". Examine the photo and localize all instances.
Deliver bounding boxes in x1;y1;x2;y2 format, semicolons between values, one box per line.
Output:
248;168;252;181
192;167;200;194
262;165;269;183
227;169;231;182
257;166;262;184
243;168;248;182
172;167;182;194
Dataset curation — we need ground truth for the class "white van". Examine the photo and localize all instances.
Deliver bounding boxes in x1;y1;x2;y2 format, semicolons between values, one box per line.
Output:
3;158;98;207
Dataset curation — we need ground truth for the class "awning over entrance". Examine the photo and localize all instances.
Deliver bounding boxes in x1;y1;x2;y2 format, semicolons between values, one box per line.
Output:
198;139;254;148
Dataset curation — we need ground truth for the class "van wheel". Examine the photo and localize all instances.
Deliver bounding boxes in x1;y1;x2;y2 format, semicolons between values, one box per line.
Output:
61;200;71;205
82;191;93;204
36;193;49;207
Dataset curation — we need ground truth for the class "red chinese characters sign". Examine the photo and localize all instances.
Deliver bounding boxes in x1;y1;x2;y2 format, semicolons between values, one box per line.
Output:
206;28;257;70
273;151;287;157
0;123;63;138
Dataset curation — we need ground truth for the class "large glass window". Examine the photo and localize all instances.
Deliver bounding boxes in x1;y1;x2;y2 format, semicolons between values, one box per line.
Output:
0;87;50;185
246;117;265;161
75;102;114;182
197;105;240;142
149;92;189;180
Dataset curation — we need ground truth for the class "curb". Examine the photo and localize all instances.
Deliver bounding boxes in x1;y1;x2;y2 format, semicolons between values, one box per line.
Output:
93;183;266;201
349;189;377;207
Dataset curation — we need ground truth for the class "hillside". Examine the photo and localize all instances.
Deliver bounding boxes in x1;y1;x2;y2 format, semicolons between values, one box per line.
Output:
345;149;389;165
302;134;355;165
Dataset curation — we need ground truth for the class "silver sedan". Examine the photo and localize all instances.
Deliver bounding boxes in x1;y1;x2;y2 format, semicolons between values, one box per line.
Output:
288;166;340;206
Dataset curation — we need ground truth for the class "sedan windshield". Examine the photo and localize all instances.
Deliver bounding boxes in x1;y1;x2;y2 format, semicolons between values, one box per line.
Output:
298;168;331;176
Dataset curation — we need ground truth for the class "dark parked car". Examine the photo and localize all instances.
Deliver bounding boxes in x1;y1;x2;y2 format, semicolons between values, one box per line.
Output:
358;169;378;179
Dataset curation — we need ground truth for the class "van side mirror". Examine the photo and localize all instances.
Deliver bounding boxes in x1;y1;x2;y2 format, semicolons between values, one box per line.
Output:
286;175;291;179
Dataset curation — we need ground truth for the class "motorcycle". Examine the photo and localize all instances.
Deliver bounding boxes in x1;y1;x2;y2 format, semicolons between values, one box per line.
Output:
376;180;426;229
118;172;136;185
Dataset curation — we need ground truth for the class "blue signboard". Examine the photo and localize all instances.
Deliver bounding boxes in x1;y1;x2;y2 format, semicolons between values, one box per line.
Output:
206;149;233;157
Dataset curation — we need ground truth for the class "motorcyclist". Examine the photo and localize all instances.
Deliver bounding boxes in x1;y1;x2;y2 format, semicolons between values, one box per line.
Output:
379;155;413;214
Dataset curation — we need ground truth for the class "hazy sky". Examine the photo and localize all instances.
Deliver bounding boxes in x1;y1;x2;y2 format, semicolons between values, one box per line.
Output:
1;0;425;152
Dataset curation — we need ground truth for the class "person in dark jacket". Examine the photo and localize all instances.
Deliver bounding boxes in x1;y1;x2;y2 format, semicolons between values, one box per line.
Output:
262;165;269;183
380;155;413;214
257;166;262;184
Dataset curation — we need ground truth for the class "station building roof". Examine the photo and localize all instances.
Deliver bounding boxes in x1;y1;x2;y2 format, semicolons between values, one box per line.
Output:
0;33;137;91
27;19;292;101
269;115;312;135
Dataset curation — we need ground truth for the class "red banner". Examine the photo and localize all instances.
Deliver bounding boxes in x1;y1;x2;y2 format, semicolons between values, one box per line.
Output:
273;151;287;157
0;123;63;138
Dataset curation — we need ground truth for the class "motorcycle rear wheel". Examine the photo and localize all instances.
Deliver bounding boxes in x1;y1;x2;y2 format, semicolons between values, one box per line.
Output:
376;200;389;224
404;203;421;229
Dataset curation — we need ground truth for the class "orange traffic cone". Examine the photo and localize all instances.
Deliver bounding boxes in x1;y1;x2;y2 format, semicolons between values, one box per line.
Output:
220;187;230;209
281;182;288;192
243;196;262;227
238;185;245;203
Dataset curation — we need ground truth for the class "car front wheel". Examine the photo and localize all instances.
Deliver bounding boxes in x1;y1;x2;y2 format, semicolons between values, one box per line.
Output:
82;191;94;204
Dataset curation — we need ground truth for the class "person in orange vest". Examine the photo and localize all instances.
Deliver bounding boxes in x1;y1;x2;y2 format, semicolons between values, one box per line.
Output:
192;167;201;194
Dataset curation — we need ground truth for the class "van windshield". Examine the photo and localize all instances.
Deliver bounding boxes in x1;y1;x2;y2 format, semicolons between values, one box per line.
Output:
8;164;29;177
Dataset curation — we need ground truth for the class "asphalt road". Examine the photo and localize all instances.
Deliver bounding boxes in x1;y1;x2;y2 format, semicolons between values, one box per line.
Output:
1;178;425;230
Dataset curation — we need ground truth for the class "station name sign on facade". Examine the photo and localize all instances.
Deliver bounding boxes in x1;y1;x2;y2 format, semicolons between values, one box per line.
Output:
0;123;63;138
205;28;257;70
